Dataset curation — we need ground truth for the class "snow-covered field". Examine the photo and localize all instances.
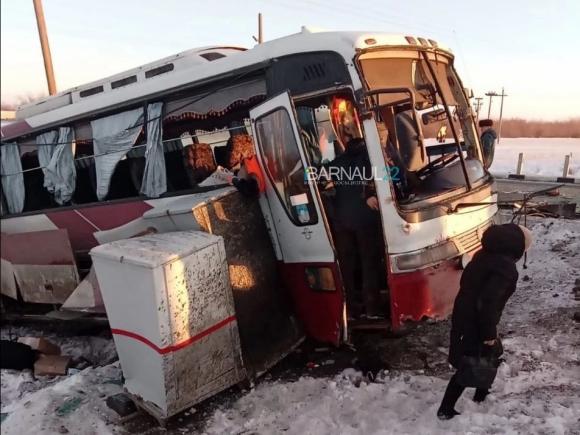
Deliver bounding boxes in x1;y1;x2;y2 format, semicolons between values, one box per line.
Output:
1;219;579;434
489;138;579;179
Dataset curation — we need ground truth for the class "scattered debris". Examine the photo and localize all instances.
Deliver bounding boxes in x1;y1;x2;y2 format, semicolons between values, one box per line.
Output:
34;355;71;376
55;397;83;418
18;337;61;355
106;393;137;417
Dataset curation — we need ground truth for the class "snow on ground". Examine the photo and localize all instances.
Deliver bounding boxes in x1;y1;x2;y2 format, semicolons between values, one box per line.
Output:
1;219;578;434
489;138;579;178
203;219;580;435
1;364;124;435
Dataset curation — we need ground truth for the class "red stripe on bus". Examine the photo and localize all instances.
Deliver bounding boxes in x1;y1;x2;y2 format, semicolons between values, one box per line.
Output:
111;315;236;355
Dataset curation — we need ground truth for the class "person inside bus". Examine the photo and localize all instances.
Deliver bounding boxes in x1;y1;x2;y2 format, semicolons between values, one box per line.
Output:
331;135;383;319
437;223;533;420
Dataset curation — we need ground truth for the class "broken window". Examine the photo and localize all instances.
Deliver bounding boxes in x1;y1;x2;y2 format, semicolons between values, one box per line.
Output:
255;108;317;225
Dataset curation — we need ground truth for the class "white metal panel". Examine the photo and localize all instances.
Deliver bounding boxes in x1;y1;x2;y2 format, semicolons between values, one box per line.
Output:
363;118;498;255
90;231;245;419
0;213;58;233
90;258;170;410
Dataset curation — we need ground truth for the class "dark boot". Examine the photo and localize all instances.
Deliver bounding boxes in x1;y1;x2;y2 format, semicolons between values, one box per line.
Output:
437;408;461;420
473;388;489;403
437;373;464;420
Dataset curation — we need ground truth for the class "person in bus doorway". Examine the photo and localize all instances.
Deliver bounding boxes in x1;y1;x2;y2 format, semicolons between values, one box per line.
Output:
479;119;497;169
331;136;383;319
437;223;533;420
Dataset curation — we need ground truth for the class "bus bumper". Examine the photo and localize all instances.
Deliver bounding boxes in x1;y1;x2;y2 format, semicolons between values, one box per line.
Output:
388;257;463;330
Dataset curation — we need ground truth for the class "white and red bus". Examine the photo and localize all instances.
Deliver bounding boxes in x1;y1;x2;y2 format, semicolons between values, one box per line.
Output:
0;28;497;345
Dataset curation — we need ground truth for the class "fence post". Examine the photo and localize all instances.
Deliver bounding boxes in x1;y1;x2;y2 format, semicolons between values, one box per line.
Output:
516;153;524;175
508;152;525;180
557;154;575;183
562;154;571;178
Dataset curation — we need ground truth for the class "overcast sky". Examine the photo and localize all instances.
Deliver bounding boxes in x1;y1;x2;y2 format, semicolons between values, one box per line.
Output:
1;0;579;120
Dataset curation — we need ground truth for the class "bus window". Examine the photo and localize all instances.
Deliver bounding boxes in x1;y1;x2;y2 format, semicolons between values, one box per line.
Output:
315;105;340;163
358;51;486;205
255;108;317;226
21;150;54;211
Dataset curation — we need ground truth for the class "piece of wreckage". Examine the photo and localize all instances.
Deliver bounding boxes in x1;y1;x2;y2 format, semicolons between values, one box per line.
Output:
1;186;303;420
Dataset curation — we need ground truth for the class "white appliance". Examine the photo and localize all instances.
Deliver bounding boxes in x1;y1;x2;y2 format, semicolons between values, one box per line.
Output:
90;231;246;420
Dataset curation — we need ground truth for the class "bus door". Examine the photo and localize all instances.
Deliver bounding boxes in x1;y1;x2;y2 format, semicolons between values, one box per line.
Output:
250;92;344;345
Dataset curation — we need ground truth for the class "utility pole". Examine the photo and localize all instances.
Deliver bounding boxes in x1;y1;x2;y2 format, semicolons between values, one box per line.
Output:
33;0;57;95
497;87;508;143
474;97;483;122
485;91;498;119
258;13;263;44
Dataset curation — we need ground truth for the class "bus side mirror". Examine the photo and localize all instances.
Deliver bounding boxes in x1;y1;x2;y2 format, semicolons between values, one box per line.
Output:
464;87;474;99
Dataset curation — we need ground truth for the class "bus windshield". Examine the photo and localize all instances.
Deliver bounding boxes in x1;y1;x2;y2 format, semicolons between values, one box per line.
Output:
357;49;487;206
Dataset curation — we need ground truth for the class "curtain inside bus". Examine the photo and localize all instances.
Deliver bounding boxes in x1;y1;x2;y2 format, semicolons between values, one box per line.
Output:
37;130;59;192
37;127;77;205
0;143;25;214
140;102;166;198
164;79;266;121
91;108;144;200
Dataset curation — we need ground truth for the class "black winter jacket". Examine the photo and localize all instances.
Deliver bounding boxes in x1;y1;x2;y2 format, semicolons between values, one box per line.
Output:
331;139;378;231
448;223;526;368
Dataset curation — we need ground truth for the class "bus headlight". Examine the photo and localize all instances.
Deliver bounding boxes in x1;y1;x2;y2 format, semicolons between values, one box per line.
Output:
395;241;459;271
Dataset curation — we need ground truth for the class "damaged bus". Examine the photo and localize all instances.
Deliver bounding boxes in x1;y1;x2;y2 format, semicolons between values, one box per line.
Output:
1;29;497;347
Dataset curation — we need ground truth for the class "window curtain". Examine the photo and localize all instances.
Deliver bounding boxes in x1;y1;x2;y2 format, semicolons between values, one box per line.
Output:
37;127;76;204
0;143;25;214
91;108;144;200
140;102;166;198
37;130;59;192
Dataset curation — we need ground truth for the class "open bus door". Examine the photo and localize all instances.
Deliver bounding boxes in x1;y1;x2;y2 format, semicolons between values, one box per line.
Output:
250;92;345;345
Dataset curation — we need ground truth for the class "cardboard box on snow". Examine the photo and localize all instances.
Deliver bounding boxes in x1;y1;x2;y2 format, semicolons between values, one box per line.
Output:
18;337;61;355
34;354;71;376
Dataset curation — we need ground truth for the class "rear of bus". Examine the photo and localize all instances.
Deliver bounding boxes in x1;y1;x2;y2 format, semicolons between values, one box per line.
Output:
354;38;497;328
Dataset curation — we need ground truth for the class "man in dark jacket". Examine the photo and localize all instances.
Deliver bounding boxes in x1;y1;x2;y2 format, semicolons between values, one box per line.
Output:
331;137;382;318
437;223;533;420
479;119;497;169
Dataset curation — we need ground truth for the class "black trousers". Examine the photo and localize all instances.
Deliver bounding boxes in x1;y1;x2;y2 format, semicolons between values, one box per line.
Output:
334;226;381;316
439;373;489;412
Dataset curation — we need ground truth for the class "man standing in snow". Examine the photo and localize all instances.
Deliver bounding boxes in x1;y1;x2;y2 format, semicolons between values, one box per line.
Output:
437;223;533;420
479;119;497;169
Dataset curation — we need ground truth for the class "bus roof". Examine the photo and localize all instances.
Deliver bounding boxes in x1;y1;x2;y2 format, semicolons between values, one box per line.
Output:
3;28;451;141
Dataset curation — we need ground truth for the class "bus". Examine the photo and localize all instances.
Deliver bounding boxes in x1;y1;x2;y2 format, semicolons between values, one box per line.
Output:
0;28;497;345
